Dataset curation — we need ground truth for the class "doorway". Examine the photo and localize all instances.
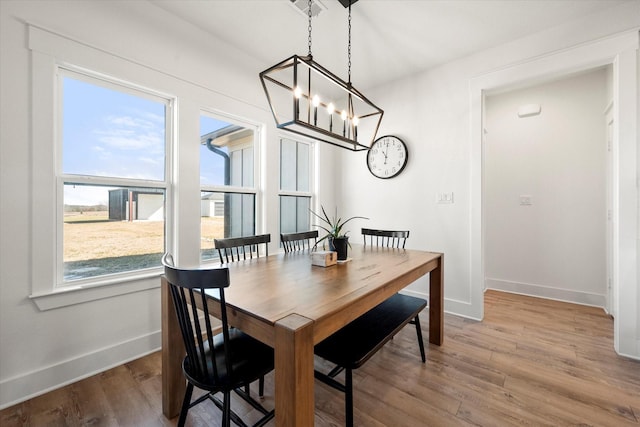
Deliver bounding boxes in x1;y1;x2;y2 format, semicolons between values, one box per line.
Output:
469;30;638;358
483;68;610;308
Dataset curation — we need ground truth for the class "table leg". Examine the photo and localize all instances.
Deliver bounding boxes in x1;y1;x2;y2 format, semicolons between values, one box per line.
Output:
429;254;444;345
161;277;186;419
274;314;315;426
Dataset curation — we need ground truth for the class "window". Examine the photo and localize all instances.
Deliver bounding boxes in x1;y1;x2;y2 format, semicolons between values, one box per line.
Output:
28;26;265;309
200;113;257;261
279;138;313;235
59;71;169;284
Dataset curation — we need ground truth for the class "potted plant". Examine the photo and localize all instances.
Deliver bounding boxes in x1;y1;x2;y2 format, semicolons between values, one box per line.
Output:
311;205;368;261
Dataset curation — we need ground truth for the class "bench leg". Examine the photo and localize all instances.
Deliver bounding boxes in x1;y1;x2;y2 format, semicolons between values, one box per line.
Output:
414;314;426;363
345;368;354;427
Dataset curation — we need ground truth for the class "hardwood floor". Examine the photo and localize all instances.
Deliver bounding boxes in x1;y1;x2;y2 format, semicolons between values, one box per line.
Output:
2;290;639;426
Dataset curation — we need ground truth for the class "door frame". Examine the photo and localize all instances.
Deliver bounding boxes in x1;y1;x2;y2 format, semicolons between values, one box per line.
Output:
605;101;614;316
469;30;638;358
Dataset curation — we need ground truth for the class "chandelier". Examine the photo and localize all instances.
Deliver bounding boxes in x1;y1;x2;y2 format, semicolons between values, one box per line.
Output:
259;0;383;151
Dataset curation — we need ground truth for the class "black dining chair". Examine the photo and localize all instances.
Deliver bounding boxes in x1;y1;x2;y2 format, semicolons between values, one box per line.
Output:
313;228;427;427
214;234;271;264
162;253;275;427
212;234;271;398
362;228;409;248
280;230;318;253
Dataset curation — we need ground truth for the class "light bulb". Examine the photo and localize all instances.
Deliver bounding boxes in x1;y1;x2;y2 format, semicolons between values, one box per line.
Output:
341;110;347;121
327;103;335;132
352;116;359;140
312;95;320;107
294;86;302;99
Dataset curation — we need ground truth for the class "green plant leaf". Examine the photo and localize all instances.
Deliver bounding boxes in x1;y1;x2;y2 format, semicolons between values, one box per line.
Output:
310;205;369;248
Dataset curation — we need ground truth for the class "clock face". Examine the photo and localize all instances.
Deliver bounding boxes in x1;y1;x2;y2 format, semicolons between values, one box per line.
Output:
366;135;408;179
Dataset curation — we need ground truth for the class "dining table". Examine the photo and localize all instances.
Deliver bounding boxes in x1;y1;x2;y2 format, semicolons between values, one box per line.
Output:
161;244;443;426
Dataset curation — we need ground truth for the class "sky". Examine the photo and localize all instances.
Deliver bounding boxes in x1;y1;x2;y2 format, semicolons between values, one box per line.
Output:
63;76;231;205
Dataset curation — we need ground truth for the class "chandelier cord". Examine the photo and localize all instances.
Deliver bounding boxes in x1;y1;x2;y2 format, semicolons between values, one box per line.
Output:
307;0;313;56
348;1;352;83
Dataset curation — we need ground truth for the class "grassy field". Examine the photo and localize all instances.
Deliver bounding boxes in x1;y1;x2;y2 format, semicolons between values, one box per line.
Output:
64;212;224;260
63;212;224;279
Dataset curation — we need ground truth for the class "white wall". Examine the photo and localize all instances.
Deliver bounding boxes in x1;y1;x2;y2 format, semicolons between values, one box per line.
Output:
484;69;608;306
0;0;340;409
0;0;638;411
338;3;639;355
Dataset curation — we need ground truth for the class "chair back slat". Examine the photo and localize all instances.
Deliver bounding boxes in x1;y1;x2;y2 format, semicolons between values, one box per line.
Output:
362;228;410;248
214;234;271;263
280;230;319;253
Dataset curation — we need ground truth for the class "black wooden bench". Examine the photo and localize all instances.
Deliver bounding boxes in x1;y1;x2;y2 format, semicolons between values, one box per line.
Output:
314;293;427;427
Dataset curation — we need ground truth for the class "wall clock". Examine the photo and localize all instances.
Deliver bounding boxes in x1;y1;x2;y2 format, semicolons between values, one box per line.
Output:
366;135;408;179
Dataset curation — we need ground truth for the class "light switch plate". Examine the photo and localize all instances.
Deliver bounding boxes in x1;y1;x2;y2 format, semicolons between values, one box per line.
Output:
437;192;454;204
519;195;533;205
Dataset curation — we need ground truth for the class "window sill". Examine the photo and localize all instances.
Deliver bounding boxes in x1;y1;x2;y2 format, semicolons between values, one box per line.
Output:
30;269;162;311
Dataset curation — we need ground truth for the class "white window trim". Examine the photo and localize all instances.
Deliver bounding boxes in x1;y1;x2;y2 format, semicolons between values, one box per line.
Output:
199;109;262;251
278;135;315;197
278;135;316;236
28;24;176;310
279;190;314;198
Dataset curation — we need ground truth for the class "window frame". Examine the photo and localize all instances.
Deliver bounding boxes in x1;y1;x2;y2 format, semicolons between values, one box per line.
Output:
28;25;176;309
56;67;172;287
278;135;316;237
27;25;266;310
199;109;261;262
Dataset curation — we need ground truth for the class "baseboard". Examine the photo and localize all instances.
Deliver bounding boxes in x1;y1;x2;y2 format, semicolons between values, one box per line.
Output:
0;331;161;410
400;289;482;321
621;339;640;361
485;278;606;308
626;340;640;361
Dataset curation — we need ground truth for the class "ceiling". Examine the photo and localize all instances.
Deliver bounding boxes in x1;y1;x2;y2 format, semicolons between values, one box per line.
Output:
148;0;628;89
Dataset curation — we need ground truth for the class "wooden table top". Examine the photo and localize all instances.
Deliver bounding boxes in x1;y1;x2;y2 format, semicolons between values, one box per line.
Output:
161;244;443;423
206;244;442;345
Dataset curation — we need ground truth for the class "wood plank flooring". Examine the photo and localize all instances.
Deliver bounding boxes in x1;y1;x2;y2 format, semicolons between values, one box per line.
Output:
2;290;639;426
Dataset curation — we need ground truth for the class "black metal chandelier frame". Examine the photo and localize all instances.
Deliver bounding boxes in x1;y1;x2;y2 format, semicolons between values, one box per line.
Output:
259;0;383;151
